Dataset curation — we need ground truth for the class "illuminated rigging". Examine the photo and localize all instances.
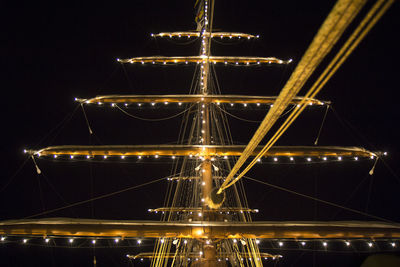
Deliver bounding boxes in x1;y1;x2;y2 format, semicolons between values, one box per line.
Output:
0;0;396;266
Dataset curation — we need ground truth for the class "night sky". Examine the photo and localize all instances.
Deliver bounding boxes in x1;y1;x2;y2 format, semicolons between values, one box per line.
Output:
1;0;399;266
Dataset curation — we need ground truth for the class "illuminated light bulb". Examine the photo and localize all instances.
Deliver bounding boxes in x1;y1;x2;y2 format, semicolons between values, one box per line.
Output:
323;242;327;247
160;239;164;243
224;61;227;65
256;239;260;244
307;157;311;162
141;61;144;64
23;149;27;154
201;198;205;202
86;155;90;159
164;101;168;105
178;102;182;106
345;241;350;246
103;155;107;159
235;62;238;65
202;181;205;186
257;158;261;162
257;103;260;106
178;35;181;38
230;103;234;106
288;58;293;63
301;241;306;246
111;103;115;107
138;155;142;159
338;156;342;161
172;156;175;159
0;237;5;241
124;103;128;107
45;238;50;243
155;154;159;159
248;36;251;39
370;155;374;159
184;239;187;244
246;62;249;65
115;238;120;243
202;120;205;124
243;103;247;107
169;35;172;38
233;239;237;243
198;212;202;217
368;242;373;247
92;240;96;244
69;238;74;243
297;104;300;107
163;61;166;65
391;242;396;247
138;103;142;106
116;58;120;62
23;239;27;243
217;102;220;105
137;239;142;244
290;157;294;161
354;157;358;160
70;155;74;159
189;154;193;158
121;155;125;159
254;209;259;213
274;157;278;162
256;35;260;38
257;61;260;64
54;155;57;158
229;36;232;39
271;104;274;107
151;102;155;106
278;241;283;247
224;156;228;159
323;157;327;161
150;33;154;37
384;151;388;156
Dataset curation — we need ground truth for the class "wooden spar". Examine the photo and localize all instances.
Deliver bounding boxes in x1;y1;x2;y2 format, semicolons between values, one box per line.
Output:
1;219;400;239
78;94;329;106
29;145;378;158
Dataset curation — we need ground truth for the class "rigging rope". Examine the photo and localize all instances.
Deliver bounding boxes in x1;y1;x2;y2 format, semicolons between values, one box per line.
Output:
115;104;194;121
218;0;393;194
243;175;394;223
24;176;168;219
216;105;261;123
216;104;297;123
80;103;93;135
314;105;330;145
217;0;368;194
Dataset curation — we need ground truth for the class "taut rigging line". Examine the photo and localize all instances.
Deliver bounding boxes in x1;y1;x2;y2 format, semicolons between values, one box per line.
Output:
218;0;394;194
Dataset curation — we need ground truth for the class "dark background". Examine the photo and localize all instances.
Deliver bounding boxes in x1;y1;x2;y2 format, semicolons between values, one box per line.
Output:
0;0;399;266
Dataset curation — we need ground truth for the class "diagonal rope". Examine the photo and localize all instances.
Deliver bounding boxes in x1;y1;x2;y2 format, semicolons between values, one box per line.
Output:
243;175;394;223
218;0;393;193
24;176;168;219
314;105;330;145
218;0;367;194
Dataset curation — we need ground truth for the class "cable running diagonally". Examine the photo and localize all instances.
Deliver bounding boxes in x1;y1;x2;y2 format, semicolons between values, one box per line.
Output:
218;0;391;193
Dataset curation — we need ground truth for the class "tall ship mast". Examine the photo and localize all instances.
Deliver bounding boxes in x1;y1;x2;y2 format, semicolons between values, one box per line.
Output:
1;0;398;266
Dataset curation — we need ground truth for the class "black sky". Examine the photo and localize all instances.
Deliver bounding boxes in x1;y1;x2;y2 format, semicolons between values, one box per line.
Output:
1;0;399;266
